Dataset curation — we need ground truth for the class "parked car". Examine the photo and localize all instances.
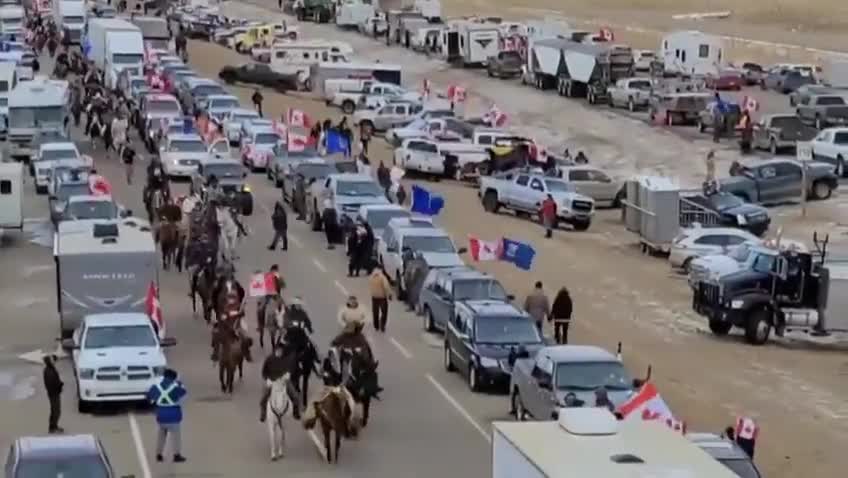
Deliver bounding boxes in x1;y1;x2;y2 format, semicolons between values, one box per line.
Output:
633;49;656;72
354;100;423;134
789;84;842;107
686;240;808;290
136;93;183;138
558;166;624;207
607;77;653;111
751;114;818;154
378;224;466;294
420;267;511;332
444;300;545;392
191;158;254;215
240;124;282;172
649;92;712;126
355;204;411;240
4;434;129;478
305;173;389;230
486;50;523;78
683;192;771;236
688;433;763;478
705;68;744;90
218;63;299;92
738;62;765;86
796;93;848;129
268;146;322;188
761;67;815;94
55;194;127;225
177;77;226;116
221;108;261;145
720;158;838;203
669;225;760;271
203;94;241;122
158;132;211;178
809;127;848;177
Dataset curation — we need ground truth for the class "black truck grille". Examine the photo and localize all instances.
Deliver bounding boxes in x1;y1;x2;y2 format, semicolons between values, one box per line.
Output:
572;200;593;213
698;282;720;304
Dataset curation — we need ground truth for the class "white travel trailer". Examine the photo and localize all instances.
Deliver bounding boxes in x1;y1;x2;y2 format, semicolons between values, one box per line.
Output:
660;30;724;77
336;0;375;28
269;40;353;85
310;62;402;95
0;162;24;232
441;21;500;67
0;62;17;139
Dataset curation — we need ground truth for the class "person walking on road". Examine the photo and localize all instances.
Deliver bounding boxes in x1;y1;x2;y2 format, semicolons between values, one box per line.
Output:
146;368;187;463
252;89;264;117
43;355;64;434
338;295;368;334
540;194;557;239
523;281;550;333
550;287;573;344
268;201;288;250
369;268;392;332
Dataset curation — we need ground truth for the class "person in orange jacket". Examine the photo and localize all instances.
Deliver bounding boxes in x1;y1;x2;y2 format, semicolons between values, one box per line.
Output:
540;194;557;239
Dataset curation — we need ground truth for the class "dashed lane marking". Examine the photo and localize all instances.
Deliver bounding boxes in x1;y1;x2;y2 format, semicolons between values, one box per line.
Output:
289;234;303;248
128;413;153;478
307;430;328;460
426;374;491;443
334;280;350;296
389;337;413;359
312;258;327;273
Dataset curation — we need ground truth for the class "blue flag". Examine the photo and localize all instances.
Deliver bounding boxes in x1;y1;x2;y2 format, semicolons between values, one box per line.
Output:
500;238;536;271
83;38;92;58
325;128;350;155
410;185;444;216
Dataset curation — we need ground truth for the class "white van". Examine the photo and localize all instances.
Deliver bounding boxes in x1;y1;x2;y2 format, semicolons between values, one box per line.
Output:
269;40;352;85
0;162;24;231
0;62;17;139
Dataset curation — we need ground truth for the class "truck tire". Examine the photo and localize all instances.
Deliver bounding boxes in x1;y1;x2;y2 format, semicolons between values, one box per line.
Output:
511;389;528;421
443;343;455;371
468;364;481;392
811;180;833;200
571;219;590;231
697;119;705;133
815;115;823;130
745;307;772;345
836;156;845;178
708;318;732;336
241;195;253;216
342;100;355;114
769;138;778;155
423;307;435;332
482;190;500;213
628;98;635;112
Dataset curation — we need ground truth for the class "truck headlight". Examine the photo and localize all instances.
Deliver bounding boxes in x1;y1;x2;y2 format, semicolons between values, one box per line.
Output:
479;356;498;368
730;300;744;309
79;368;95;379
243;184;251;192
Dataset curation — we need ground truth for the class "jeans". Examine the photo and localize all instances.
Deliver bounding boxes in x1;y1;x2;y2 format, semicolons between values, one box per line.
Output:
48;394;61;431
371;297;388;331
156;423;182;456
269;230;287;250
553;319;570;344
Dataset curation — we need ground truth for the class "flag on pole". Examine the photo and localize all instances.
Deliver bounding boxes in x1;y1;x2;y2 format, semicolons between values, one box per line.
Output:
249;273;276;297
469;236;501;261
616;382;685;433
88;174;112;196
287;130;310;152
447;85;466;103
500;238;536;271
325;128;350;155
483;104;508;127
287;108;312;128
145;282;165;340
410;185;445;216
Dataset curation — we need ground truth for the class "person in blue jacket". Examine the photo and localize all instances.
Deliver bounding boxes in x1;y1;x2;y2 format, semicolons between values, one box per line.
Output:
146;368;187;463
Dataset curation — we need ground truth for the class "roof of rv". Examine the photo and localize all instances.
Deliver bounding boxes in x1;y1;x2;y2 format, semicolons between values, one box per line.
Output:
8;78;68;107
55;219;156;256
87;18;140;31
493;409;739;478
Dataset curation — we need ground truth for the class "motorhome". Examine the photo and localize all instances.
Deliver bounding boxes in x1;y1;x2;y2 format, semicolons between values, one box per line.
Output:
130;16;171;50
269;40;353;84
660;30;724;77
0;162;23;232
309;61;402;95
336;0;375;28
54;219;157;338
0;5;24;35
54;0;86;44
0;62;17;140
86;18;145;89
441;21;500;66
7;78;69;161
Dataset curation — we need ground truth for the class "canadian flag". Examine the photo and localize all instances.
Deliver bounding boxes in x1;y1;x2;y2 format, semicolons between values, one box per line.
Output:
447;85;466;104
145;282;165;340
468;235;501;261
272;120;288;138
735;417;759;440
287;130;310;152
742;95;760;112
616;382;686;434
598;27;615;42
483;104;508;127
248;272;277;297
287;108;312;128
422;78;431;98
88;175;112;196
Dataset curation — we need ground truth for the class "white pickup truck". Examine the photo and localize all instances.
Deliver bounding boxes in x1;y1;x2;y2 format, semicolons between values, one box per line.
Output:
479;170;595;230
330;82;423;114
394;136;489;180
607;77;654;111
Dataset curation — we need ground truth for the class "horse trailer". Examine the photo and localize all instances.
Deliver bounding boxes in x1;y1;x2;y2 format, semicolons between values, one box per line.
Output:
54;219;158;338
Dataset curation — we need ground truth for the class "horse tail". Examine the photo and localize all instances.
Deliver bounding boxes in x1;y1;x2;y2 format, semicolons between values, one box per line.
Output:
302;402;319;430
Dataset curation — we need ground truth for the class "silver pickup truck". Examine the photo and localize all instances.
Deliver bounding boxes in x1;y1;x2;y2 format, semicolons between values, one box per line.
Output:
479;170;595;231
607;77;653;111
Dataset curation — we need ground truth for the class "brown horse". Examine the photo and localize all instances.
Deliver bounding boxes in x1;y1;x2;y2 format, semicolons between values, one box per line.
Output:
257;294;285;349
302;388;355;464
156;220;181;271
191;264;215;323
214;319;244;394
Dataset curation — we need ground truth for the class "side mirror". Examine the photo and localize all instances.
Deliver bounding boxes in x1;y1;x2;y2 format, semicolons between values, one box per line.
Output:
457;247;467;254
537;376;552;390
61;338;78;349
160;337;177;347
507;294;516;301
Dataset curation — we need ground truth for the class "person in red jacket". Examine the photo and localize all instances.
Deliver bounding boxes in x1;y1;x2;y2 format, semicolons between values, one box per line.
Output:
540;194;557;238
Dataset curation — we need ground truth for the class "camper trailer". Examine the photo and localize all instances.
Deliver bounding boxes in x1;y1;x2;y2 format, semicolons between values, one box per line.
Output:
269;40;353;84
0;162;23;231
309;62;402;95
54;219;157;337
660;31;724;77
442;21;500;67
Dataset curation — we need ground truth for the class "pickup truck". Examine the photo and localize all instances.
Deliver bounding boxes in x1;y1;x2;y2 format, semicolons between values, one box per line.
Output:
486;51;523;79
607;77;653;111
751;114;818;154
394;136;489;179
510;345;635;421
305;173;389;231
796;94;848;129
329;82;422;114
354;100;423;134
686;240;807;289
809;127;848;177
720;158;839;204
479;171;595;231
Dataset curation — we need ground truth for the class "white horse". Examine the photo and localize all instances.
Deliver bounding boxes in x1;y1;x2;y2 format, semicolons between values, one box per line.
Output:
266;373;292;461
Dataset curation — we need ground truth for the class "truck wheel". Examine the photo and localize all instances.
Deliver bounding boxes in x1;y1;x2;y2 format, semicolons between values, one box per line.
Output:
571;219;590;231
483;190;500;213
666;112;674;126
511;389;528;421
769;139;778;155
745;308;772;345
628;98;635;112
395;272;406;300
811;180;833;200
468;365;480;392
836;156;845;178
242;195;253;216
77;390;91;414
342;100;355;114
443;343;455;372
709;318;733;336
423;308;435;332
815;116;823;130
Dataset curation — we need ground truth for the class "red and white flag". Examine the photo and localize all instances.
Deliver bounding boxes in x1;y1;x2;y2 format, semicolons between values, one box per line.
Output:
271;120;288;138
735;417;759;441
483;104;508;127
287;108;312;128
598;27;615;42
742;95;760;113
145;282;165;340
447;85;466;104
468;236;501;261
422;79;431;98
88;175;112;196
617;382;686;434
287;130;310;152
248;272;277;297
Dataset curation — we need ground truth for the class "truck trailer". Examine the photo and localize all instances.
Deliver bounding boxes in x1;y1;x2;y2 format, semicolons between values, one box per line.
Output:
54;0;87;45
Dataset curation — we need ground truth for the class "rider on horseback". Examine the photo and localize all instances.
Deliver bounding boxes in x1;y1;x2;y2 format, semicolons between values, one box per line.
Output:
259;343;301;422
283;297;314;334
144;157;169;213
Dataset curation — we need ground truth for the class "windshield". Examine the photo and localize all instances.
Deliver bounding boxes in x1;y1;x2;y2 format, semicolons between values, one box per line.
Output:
205;164;243;178
728;244;752;261
63;15;86;23
337;180;381;196
475;316;542;344
711;193;743;210
9;106;64;127
66;200;118;220
544;180;574;193
719;459;761;478
406;118;426;130
148;99;181;114
15;456;110;478
232;113;259;122
365;210;410;230
453;279;508;301
770;116;802;129
84;325;157;349
751;253;775;273
1;18;21;26
168;139;205;152
255;132;280;145
193;84;225;97
630;80;652;90
58;184;90;201
500;51;521;62
147;38;169;49
42;149;78;161
818;96;845;106
112;53;143;64
403;235;455;253
210;98;240;109
555;361;633;391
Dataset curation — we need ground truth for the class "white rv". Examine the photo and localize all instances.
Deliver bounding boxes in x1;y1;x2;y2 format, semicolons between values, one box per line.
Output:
54;0;87;45
413;0;440;21
86;18;145;89
336;0;375;28
7;78;69;161
441;21;500;66
0;5;24;35
0;162;23;232
0;62;17;140
660;30;724;77
309;62;402;95
269;40;353;85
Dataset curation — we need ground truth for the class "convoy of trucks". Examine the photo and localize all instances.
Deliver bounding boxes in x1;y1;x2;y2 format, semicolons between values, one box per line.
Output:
86;18;145;89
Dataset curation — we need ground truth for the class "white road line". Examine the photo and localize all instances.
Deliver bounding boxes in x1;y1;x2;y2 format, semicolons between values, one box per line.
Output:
128;413;153;478
307;430;328;459
312;258;327;273
425;374;491;443
389;337;413;359
334;280;350;296
257;199;271;215
289;234;303;248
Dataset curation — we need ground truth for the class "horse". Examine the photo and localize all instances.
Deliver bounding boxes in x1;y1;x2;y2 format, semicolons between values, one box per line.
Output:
344;349;381;429
146;187;166;222
302;388;354;464
266;373;292;461
214;319;244;393
213;265;244;322
280;322;320;409
190;262;216;323
257;294;284;349
156;220;181;271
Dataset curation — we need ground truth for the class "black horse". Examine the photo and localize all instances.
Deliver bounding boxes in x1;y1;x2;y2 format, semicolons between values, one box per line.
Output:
342;348;382;428
280;323;320;409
